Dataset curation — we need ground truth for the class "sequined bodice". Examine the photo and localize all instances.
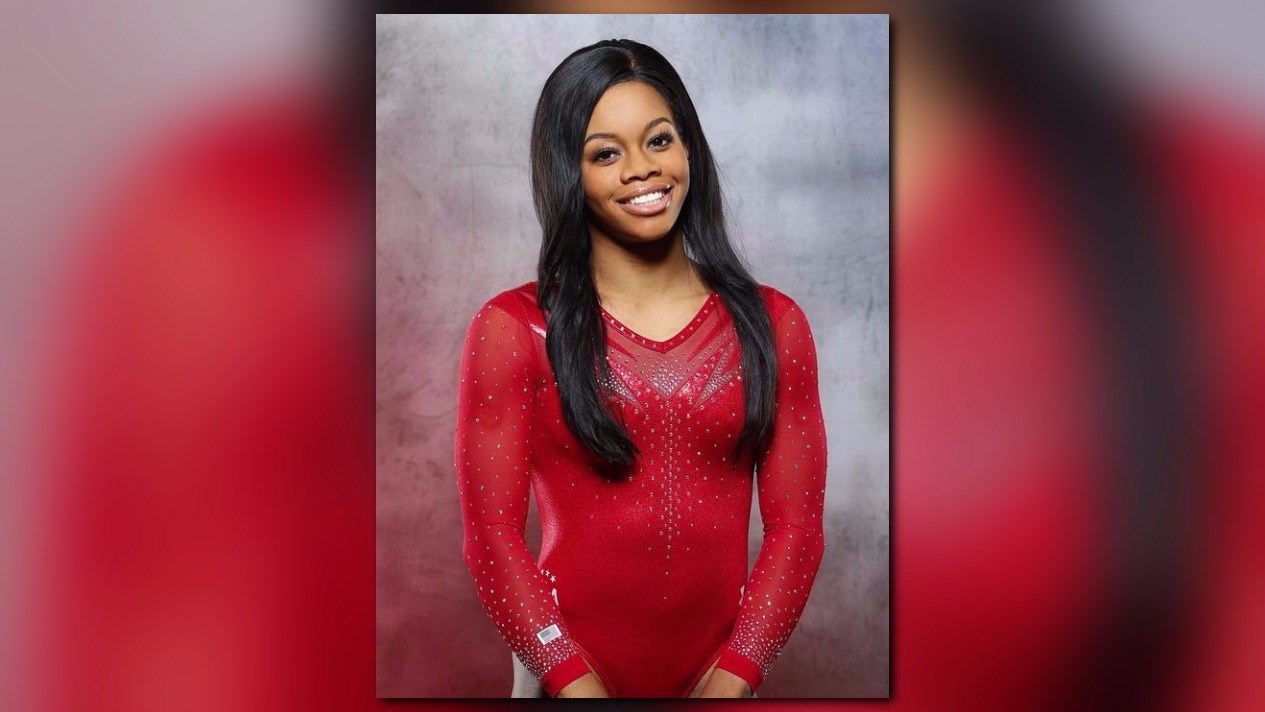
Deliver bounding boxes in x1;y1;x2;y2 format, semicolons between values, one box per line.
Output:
596;292;737;404
455;281;827;697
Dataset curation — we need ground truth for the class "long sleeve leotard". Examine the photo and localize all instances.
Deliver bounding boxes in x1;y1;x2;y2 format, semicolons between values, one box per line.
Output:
455;282;827;697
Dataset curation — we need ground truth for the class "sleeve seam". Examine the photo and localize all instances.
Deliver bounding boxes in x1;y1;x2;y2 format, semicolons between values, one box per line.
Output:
769;297;795;331
489;295;546;393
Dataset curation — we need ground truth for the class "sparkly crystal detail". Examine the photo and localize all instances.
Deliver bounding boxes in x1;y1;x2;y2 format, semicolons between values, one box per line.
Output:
456;284;827;695
598;358;642;409
694;336;739;406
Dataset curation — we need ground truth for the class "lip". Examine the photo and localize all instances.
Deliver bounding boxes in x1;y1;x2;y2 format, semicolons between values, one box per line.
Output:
615;184;673;217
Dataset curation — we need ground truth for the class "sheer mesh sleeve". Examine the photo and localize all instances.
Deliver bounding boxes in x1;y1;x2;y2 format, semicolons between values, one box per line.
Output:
715;299;828;692
455;299;590;697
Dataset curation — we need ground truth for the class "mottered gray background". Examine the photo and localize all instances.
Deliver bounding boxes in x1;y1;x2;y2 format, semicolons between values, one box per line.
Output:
376;14;888;698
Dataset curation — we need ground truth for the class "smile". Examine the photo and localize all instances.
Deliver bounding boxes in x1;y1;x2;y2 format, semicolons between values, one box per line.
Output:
616;185;673;216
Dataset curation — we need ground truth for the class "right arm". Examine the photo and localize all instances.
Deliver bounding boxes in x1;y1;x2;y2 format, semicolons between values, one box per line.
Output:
455;299;608;698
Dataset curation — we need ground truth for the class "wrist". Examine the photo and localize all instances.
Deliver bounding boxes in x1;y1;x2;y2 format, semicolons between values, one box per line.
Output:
541;653;592;698
699;667;752;698
714;648;763;693
556;672;610;698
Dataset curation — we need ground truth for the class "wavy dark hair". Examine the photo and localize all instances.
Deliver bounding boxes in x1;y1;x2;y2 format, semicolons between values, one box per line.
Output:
530;39;776;473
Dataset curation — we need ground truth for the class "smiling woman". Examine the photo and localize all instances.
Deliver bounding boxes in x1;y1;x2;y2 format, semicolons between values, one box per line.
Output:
583;97;687;226
454;39;827;699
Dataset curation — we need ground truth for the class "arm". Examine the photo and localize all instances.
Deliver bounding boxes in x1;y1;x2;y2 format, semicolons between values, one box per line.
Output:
709;299;828;696
455;300;603;698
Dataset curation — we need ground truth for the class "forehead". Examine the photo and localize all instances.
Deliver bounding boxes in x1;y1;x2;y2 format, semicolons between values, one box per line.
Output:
586;81;673;134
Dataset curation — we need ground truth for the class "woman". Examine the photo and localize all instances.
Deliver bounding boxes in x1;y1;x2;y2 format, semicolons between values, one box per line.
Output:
454;39;827;698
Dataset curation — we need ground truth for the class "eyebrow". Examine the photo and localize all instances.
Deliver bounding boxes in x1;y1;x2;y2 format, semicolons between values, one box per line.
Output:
584;116;673;145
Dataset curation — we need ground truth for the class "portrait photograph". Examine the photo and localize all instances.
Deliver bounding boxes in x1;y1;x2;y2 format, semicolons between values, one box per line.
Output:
376;13;889;698
11;2;1265;709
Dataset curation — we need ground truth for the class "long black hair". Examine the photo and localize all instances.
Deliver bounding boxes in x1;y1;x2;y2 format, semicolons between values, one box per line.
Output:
530;39;777;473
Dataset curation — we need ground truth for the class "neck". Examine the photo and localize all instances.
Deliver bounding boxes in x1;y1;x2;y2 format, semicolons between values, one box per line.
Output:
589;224;709;304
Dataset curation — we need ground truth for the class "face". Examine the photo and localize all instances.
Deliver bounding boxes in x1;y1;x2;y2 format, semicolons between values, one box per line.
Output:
580;81;690;244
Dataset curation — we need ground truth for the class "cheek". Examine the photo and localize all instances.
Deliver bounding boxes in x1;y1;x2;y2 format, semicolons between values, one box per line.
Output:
674;167;690;206
672;152;690;188
581;167;615;209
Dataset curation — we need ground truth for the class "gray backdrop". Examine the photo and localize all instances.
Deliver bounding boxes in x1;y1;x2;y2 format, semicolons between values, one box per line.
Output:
376;14;888;698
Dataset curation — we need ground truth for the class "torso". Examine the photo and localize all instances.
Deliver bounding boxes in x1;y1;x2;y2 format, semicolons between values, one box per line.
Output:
488;280;793;697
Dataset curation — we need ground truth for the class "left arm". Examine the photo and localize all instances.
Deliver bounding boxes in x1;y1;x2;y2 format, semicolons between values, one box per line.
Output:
703;299;828;697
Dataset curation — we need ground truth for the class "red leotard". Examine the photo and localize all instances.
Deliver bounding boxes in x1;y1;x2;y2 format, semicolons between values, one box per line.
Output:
455;281;827;697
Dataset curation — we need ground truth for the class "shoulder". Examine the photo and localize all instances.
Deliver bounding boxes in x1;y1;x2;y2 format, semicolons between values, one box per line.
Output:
756;283;807;326
472;281;547;334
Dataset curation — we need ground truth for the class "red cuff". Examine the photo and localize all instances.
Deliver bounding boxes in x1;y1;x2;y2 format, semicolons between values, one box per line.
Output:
715;648;764;694
539;652;590;698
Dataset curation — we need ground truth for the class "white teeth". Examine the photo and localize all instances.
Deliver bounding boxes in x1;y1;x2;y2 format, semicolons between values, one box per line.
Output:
628;190;665;205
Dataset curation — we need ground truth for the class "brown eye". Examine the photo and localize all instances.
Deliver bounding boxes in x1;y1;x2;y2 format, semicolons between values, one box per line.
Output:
594;148;618;163
648;132;674;149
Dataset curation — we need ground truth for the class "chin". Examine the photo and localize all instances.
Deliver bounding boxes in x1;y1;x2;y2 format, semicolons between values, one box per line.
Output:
613;212;682;240
619;225;676;243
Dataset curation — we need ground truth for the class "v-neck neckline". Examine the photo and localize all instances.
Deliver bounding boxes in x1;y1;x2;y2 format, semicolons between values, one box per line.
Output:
599;292;719;352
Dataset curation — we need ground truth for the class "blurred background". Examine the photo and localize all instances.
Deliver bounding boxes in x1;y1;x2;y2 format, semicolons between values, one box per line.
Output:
375;14;888;698
4;1;1265;709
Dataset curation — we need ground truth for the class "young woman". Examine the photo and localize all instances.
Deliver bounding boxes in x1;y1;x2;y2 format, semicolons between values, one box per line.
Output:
454;39;827;698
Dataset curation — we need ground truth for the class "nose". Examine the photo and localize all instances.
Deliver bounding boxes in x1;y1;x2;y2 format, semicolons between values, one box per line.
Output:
621;146;661;184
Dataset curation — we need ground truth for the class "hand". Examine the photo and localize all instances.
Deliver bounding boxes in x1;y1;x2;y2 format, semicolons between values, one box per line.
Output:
695;667;753;698
689;661;718;698
688;662;718;698
556;672;611;698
